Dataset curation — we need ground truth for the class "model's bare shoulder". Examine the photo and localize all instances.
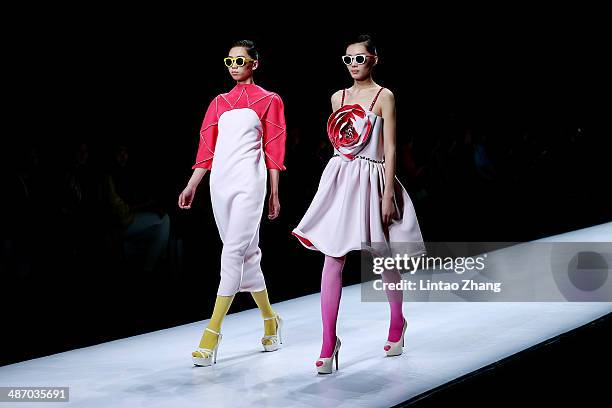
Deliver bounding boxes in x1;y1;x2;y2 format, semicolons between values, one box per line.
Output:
331;89;344;103
331;89;344;111
379;88;396;113
379;88;395;103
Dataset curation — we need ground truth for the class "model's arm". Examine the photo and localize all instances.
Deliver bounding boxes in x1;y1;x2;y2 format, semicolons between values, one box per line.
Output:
191;97;219;171
267;169;280;219
178;168;207;209
380;89;398;226
188;167;208;188
179;97;218;210
262;94;288;220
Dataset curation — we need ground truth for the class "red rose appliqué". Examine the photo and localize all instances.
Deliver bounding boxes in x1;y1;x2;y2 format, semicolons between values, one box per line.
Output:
327;104;373;160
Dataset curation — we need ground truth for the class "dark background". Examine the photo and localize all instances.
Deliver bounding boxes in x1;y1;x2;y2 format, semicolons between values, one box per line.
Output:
1;3;610;393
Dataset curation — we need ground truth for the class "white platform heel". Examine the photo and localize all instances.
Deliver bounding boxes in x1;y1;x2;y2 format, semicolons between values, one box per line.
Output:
192;328;222;367
384;318;407;357
315;337;341;374
261;314;283;352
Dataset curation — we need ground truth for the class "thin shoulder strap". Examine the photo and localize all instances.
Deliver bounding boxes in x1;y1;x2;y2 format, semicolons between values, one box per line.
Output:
369;87;385;111
341;89;346;107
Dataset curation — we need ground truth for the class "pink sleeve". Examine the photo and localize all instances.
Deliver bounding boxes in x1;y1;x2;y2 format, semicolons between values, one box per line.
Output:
191;97;219;170
261;94;287;171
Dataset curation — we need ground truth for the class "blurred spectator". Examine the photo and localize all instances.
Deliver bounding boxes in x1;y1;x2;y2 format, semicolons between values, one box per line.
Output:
472;131;497;181
101;143;170;273
60;141;105;261
1;145;50;278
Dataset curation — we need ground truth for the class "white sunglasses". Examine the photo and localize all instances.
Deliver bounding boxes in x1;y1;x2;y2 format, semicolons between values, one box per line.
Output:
341;54;375;65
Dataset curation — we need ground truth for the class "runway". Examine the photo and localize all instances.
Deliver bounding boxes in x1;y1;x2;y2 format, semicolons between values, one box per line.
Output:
1;222;611;407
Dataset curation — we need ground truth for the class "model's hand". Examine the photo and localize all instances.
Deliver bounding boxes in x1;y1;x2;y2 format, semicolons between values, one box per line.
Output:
382;196;396;226
178;185;196;209
268;193;280;220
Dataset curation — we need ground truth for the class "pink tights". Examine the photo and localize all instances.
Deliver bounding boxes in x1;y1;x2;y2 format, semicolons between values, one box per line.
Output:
319;254;405;358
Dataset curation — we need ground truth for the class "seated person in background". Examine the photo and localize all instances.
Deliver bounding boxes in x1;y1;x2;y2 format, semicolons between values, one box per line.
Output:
101;143;170;273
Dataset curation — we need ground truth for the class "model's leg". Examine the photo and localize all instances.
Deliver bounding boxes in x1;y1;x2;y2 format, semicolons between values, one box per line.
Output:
192;294;235;358
381;267;405;342
251;289;279;346
237;222;279;346
239;223;266;293
320;254;346;358
217;241;249;295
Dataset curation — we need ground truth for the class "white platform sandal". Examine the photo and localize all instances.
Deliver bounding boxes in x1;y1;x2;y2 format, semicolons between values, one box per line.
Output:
384;318;407;357
192;328;222;367
261;314;283;352
315;336;341;374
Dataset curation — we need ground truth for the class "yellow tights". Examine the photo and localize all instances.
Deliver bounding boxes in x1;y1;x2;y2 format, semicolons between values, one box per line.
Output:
192;289;278;358
251;288;279;343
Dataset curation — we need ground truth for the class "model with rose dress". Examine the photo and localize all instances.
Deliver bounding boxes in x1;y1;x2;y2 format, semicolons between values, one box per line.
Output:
292;35;426;374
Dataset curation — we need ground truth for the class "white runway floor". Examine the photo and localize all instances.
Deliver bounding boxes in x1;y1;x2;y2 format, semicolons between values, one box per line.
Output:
1;222;611;407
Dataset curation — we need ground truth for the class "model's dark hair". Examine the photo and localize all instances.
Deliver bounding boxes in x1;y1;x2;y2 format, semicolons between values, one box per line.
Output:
231;39;259;60
348;34;377;55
